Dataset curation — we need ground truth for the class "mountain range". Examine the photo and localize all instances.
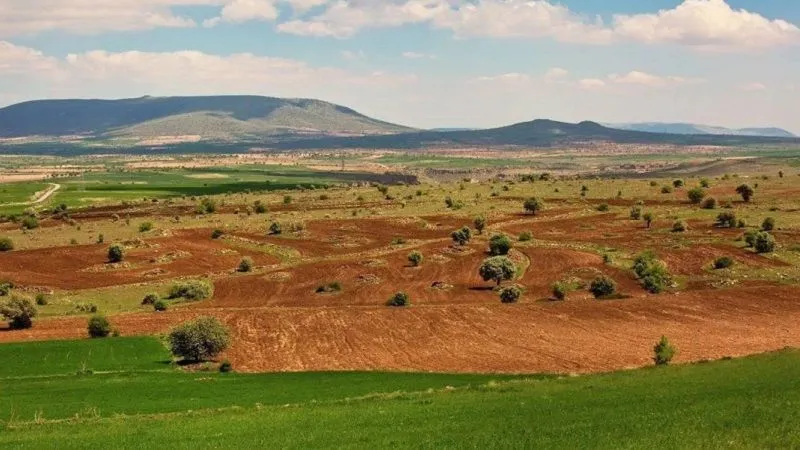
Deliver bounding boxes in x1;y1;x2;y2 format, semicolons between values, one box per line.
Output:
0;96;798;152
0;95;412;139
607;122;796;138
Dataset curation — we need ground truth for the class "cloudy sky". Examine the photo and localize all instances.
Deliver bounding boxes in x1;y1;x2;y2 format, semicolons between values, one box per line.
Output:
1;0;799;132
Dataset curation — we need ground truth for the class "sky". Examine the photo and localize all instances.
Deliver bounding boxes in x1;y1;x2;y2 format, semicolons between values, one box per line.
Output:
1;0;799;132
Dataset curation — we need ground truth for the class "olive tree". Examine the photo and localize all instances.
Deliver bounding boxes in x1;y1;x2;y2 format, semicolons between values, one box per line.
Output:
107;244;124;263
489;234;513;256
523;197;543;215
479;256;517;286
168;316;231;362
451;226;472;246
736;184;754;202
1;296;37;330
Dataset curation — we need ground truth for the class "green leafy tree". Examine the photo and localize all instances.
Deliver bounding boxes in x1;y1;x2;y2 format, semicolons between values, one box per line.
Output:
489;234;513;256
589;276;617;299
168;317;231;362
269;222;282;235
1;296;37;329
386;292;410;307
451;226;472;246
761;217;776;231
736;184;754;202
643;212;654;229
754;232;776;254
715;212;737;228
237;257;253;273
0;237;13;252
687;187;706;204
523;197;543;215
479;256;517;286
499;286;521;304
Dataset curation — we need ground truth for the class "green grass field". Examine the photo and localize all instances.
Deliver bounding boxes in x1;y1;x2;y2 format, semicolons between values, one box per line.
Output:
0;338;798;448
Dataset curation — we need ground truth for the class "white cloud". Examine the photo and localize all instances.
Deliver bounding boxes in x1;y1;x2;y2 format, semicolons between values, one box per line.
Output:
402;51;436;59
578;78;606;90
608;71;704;87
738;82;767;92
203;0;279;27
341;49;366;60
543;67;569;81
0;41;416;104
276;0;799;52
474;72;531;83
613;0;800;51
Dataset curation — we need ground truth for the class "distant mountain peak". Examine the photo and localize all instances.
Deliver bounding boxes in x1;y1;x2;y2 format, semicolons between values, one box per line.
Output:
606;122;796;138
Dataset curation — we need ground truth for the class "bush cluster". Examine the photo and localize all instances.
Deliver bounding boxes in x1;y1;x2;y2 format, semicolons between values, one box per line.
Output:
632;251;672;294
169;317;231;362
168;280;214;301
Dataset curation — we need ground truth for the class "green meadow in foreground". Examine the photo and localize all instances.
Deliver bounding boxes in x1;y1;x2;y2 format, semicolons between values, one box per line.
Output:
0;338;798;449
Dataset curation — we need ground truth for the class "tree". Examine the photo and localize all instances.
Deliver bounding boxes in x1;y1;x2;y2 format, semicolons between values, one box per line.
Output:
87;315;111;338
589;276;617;299
653;336;676;366
198;198;217;214
1;296;37;329
754;232;776;254
107;244;124;263
211;229;224;239
687;187;706;204
237;257;253;273
629;206;642;220
713;256;735;270
489;234;513;256
168;317;231;362
643;212;654;229
141;293;160;305
701;197;717;210
479;256;517;286
168;280;214;301
21;216;39;230
386;292;409;307
523;197;543;215
672;179;684;188
407;251;423;267
552;282;567;301
499;286;521;304
736;184;754;202
761;217;776;231
254;201;268;214
0;237;13;252
473;216;487;234
451;226;472;246
633;251;672;294
700;179;711;188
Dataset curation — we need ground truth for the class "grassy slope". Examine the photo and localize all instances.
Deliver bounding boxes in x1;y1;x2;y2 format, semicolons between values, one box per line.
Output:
0;337;798;448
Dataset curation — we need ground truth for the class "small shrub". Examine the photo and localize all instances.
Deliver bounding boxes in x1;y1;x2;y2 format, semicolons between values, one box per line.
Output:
391;237;407;245
629;207;642;220
316;282;342;294
168;280;214;301
518;231;533;242
97;234;105;244
451;226;472;246
87;315;111;338
633;251;672;294
107;244;124;263
138;222;153;233
713;256;735;270
589;276;617;299
254;201;268;214
283;195;292;205
671;220;688;233
473;216;486;234
754;232;776;254
153;299;168;311
672;179;684;188
499;286;522;304
408;251;423;267
219;360;233;373
489;234;513;256
700;179;711;188
1;296;37;329
715;212;737;228
596;203;610;212
643;212;654;229
141;293;160;305
701;197;717;210
237;257;253;273
198;198;217;214
211;229;224;239
687;187;706;204
386;292;410;307
21;216;39;230
0;237;13;252
168;317;231;362
653;336;676;366
761;217;776;231
660;186;673;194
268;222;282;235
35;293;49;306
552;282;567;301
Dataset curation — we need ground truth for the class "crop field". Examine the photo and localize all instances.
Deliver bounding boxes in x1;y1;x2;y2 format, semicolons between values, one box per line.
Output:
0;337;797;448
1;149;799;446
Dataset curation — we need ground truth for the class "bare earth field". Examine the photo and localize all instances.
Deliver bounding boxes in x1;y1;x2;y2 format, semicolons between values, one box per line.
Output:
2;167;800;374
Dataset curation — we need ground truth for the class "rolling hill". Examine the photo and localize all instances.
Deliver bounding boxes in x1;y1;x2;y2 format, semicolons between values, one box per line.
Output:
0;95;413;139
607;122;797;138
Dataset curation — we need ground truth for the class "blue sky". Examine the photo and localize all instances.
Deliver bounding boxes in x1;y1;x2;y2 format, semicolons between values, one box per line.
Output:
1;0;798;132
